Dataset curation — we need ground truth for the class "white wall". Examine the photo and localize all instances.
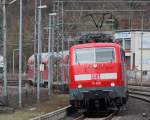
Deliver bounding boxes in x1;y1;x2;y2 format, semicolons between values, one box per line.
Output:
131;31;150;70
0;55;4;68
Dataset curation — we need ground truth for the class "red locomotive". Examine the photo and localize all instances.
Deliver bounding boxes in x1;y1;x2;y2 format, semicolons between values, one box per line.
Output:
69;42;128;111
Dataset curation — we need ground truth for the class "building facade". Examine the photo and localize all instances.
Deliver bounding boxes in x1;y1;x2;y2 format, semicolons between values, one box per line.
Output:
114;31;150;71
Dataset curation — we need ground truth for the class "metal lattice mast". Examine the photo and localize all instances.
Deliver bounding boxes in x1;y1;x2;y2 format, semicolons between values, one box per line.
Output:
0;1;3;51
54;0;64;85
37;0;42;103
54;1;60;84
52;2;60;85
33;0;37;90
60;1;65;85
2;0;8;102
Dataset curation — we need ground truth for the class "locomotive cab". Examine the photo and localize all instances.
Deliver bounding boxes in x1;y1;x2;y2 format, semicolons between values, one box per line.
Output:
69;43;128;111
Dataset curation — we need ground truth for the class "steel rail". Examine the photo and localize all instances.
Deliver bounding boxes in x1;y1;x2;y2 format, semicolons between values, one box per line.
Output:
0;80;25;86
128;82;150;87
82;111;118;120
30;105;71;120
128;85;150;92
129;91;150;103
129;85;150;103
129;90;150;97
104;112;118;120
129;94;150;103
73;114;84;120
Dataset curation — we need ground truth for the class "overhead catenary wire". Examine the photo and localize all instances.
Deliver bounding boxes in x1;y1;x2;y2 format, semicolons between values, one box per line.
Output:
54;1;150;3
63;9;145;12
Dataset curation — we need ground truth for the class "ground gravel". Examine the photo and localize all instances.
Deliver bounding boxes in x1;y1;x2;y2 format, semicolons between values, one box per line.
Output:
113;97;150;120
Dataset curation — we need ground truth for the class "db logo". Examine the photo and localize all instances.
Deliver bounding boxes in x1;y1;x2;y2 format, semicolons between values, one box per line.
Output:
91;74;100;80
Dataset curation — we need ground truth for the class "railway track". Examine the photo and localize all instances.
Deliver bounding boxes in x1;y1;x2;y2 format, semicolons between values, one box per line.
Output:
30;105;72;120
129;90;150;103
30;104;119;120
30;83;150;120
129;84;150;105
0;73;27;86
83;110;118;120
0;79;26;86
128;82;150;103
128;81;150;93
29;83;149;120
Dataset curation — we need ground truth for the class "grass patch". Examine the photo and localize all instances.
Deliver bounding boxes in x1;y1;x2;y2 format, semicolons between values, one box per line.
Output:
0;94;69;120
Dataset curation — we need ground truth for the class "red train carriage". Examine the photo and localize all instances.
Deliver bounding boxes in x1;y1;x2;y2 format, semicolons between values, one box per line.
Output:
69;42;128;111
27;53;49;86
27;52;69;87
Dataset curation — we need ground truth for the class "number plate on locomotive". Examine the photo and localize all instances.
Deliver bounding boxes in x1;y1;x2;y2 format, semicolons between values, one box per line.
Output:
91;74;100;80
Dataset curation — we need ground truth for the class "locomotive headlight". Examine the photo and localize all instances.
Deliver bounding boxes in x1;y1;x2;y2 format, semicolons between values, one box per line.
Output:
110;82;115;87
78;84;82;88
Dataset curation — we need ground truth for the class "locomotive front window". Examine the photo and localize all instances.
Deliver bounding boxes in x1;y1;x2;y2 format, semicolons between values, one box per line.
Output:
75;47;115;64
96;48;115;62
75;48;95;64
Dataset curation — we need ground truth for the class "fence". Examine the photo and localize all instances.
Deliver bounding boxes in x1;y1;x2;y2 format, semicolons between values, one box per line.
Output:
127;69;150;82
